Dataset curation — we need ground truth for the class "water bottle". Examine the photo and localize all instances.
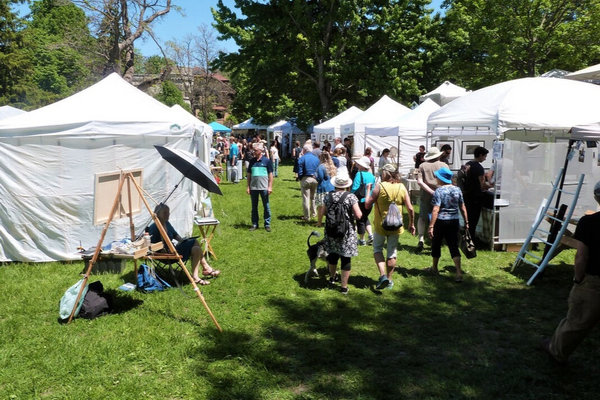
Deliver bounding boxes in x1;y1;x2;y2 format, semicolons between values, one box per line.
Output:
143;232;151;248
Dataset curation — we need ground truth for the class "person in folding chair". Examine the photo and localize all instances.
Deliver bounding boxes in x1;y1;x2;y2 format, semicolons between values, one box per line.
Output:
148;203;220;286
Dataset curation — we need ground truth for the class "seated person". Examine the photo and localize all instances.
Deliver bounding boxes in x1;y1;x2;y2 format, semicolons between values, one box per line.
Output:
148;203;220;286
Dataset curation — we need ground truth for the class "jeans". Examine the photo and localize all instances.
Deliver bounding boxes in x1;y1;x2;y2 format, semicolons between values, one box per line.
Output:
273;159;279;177
250;190;271;227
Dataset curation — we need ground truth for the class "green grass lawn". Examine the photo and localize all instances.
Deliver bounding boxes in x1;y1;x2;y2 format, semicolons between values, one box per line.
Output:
1;163;599;399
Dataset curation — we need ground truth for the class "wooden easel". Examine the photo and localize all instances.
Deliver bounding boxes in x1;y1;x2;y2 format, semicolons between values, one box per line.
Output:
67;171;222;332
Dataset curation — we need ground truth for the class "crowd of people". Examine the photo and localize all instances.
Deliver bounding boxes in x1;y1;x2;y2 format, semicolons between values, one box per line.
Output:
283;137;495;293
200;133;600;363
208;135;497;291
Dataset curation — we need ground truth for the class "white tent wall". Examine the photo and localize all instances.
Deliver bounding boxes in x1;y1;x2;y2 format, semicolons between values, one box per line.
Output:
0;135;197;262
0;74;210;262
426;77;600;246
498;137;600;244
313;106;363;138
340;95;410;157
362;135;428;174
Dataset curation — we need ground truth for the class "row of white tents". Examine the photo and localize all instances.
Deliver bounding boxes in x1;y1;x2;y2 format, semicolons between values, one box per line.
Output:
0;73;213;262
316;75;600;246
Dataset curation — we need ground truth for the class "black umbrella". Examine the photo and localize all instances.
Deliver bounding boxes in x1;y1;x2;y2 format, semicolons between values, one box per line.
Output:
155;145;223;196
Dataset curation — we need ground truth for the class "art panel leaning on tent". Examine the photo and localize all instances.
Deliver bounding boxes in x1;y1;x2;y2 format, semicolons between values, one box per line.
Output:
0;73;212;262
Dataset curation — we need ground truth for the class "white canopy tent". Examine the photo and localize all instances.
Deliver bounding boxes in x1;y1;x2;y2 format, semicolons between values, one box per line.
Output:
565;63;600;82
426;77;600;246
340;95;410;157
232;118;268;131
364;99;440;172
313;106;363;139
170;104;212;166
0;73;210;262
419;81;469;106
267;119;303;157
0;105;26;120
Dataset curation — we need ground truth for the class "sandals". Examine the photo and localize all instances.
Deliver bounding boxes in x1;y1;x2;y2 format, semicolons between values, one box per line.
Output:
193;278;210;286
202;266;221;278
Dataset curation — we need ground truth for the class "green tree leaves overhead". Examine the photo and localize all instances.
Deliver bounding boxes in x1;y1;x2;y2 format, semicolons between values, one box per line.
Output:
0;0;28;105
439;0;600;89
2;0;98;108
213;0;438;127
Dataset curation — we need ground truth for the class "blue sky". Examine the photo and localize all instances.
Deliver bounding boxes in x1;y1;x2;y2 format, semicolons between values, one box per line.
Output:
14;0;444;57
137;0;444;57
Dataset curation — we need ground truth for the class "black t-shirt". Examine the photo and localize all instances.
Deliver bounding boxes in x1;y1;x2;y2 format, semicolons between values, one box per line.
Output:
574;212;600;276
464;160;484;199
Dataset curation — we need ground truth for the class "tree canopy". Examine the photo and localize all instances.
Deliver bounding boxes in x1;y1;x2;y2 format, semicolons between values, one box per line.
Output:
213;0;438;127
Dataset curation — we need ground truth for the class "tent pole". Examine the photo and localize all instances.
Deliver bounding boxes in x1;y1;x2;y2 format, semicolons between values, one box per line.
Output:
397;133;400;170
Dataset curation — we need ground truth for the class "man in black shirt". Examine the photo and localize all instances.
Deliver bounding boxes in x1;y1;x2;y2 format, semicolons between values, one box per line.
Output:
542;181;600;364
463;146;492;240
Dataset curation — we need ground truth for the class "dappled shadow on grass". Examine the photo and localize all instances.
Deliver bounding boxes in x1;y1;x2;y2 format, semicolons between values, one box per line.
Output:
507;259;573;286
276;214;304;221
231;223;254;230
194;263;600;399
104;289;143;314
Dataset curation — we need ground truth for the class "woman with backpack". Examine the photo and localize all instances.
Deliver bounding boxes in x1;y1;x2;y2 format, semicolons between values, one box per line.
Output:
425;167;469;283
365;164;415;290
324;172;362;295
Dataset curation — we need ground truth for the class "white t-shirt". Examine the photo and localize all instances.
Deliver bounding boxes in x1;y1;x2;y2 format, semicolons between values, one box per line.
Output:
270;146;280;161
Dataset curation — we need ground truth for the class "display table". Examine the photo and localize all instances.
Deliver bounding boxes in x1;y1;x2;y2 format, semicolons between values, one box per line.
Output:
194;216;220;260
401;177;420;204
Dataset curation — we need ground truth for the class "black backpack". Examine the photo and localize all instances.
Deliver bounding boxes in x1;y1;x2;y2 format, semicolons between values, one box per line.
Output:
79;281;111;319
456;164;470;192
325;192;351;238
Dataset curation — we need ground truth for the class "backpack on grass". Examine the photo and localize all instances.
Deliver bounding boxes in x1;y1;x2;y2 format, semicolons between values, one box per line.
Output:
325;192;351;238
79;281;111;319
137;264;171;292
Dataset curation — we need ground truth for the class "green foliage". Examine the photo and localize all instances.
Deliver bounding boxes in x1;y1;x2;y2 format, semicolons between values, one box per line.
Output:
2;0;99;108
2;164;600;399
438;0;600;90
0;0;28;105
213;0;439;126
155;79;190;111
144;55;170;75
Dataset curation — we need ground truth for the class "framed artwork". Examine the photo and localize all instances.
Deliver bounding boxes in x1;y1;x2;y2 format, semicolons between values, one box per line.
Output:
461;141;485;160
327;134;334;142
435;140;454;165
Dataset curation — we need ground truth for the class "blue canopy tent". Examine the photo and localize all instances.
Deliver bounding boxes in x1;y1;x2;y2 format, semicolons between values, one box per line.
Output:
209;121;231;135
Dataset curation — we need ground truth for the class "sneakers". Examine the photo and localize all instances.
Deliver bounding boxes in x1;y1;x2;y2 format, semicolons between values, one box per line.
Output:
367;235;373;245
386;280;394;290
340;287;349;295
265;226;271;232
358;239;366;246
249;226;258;231
375;275;390;290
